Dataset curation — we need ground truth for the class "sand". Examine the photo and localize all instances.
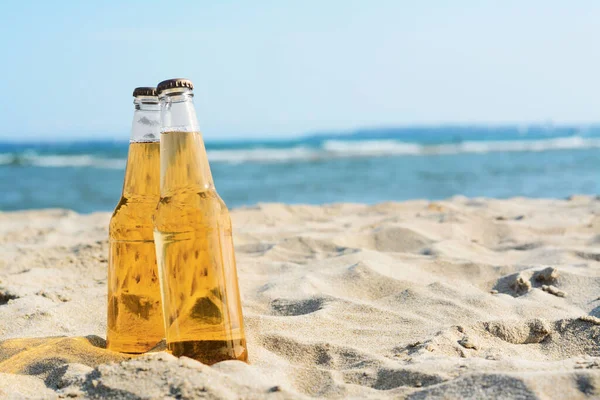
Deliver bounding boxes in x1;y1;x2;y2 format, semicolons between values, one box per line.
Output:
0;196;599;399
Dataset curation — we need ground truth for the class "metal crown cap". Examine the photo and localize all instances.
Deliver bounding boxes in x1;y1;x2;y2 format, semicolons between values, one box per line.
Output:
132;87;157;97
156;78;194;94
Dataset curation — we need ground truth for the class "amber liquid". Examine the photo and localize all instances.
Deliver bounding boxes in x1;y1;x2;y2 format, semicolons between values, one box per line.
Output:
107;142;164;353
154;131;247;365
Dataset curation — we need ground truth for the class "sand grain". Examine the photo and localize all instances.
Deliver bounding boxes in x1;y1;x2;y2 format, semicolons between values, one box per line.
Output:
1;197;599;398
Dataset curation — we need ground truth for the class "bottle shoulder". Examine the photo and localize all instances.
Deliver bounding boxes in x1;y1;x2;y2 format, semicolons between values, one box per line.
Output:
153;190;231;232
109;196;158;239
111;195;159;218
156;189;228;209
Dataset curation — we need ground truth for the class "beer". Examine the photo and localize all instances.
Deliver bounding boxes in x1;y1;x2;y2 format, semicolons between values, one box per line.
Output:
107;87;164;353
153;79;248;364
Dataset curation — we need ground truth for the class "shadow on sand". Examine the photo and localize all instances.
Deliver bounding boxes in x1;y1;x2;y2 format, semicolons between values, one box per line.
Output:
0;335;131;388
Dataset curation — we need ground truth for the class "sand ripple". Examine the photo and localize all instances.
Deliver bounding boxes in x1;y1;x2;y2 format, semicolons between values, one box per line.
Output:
1;197;600;398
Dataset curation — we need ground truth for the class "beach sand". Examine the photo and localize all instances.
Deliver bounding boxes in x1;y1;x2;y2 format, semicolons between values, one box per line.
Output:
1;197;599;399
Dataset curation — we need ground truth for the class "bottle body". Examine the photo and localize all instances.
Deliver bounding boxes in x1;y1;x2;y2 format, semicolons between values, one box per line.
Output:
107;93;164;353
154;83;247;364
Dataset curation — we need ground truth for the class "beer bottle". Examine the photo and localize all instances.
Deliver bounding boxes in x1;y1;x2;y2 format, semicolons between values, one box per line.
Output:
107;87;164;353
153;78;248;364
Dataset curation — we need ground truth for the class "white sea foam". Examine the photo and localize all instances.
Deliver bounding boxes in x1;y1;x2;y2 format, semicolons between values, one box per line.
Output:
322;140;422;155
0;153;126;169
2;136;599;168
0;153;14;165
207;147;318;164
206;136;600;164
436;136;600;154
324;136;600;157
27;155;123;168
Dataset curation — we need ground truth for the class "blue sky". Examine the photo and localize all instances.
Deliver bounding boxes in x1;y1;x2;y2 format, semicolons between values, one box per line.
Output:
1;1;600;141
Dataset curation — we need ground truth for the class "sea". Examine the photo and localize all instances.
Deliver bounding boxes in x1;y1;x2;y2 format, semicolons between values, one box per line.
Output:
1;126;599;213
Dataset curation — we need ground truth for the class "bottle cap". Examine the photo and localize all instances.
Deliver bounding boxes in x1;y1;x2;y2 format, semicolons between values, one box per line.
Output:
156;78;194;94
132;87;157;97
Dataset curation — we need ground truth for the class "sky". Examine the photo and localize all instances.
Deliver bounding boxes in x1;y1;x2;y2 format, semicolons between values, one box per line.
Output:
1;1;600;141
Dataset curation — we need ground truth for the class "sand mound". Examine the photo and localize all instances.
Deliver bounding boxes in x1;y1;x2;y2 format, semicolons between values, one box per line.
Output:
0;336;129;389
1;197;600;398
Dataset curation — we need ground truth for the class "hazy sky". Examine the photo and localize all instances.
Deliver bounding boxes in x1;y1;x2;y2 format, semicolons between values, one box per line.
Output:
1;1;600;141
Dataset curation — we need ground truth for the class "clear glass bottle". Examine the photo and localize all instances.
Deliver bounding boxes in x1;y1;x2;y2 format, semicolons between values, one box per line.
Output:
107;87;164;353
153;78;248;364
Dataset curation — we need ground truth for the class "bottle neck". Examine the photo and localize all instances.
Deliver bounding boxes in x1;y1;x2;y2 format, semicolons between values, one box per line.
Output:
159;90;199;133
131;97;160;143
159;90;214;195
122;140;160;199
121;97;161;198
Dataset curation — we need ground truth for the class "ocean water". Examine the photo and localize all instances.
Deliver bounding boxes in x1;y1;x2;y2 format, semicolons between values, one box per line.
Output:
1;126;599;213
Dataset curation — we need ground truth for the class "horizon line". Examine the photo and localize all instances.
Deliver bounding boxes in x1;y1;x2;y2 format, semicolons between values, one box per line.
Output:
1;122;600;144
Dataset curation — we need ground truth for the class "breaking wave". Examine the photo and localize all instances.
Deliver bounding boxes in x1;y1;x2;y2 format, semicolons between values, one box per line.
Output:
209;136;600;164
0;153;126;169
1;136;599;168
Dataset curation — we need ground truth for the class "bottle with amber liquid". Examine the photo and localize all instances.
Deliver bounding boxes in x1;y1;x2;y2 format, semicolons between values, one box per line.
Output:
107;87;164;353
153;78;248;364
